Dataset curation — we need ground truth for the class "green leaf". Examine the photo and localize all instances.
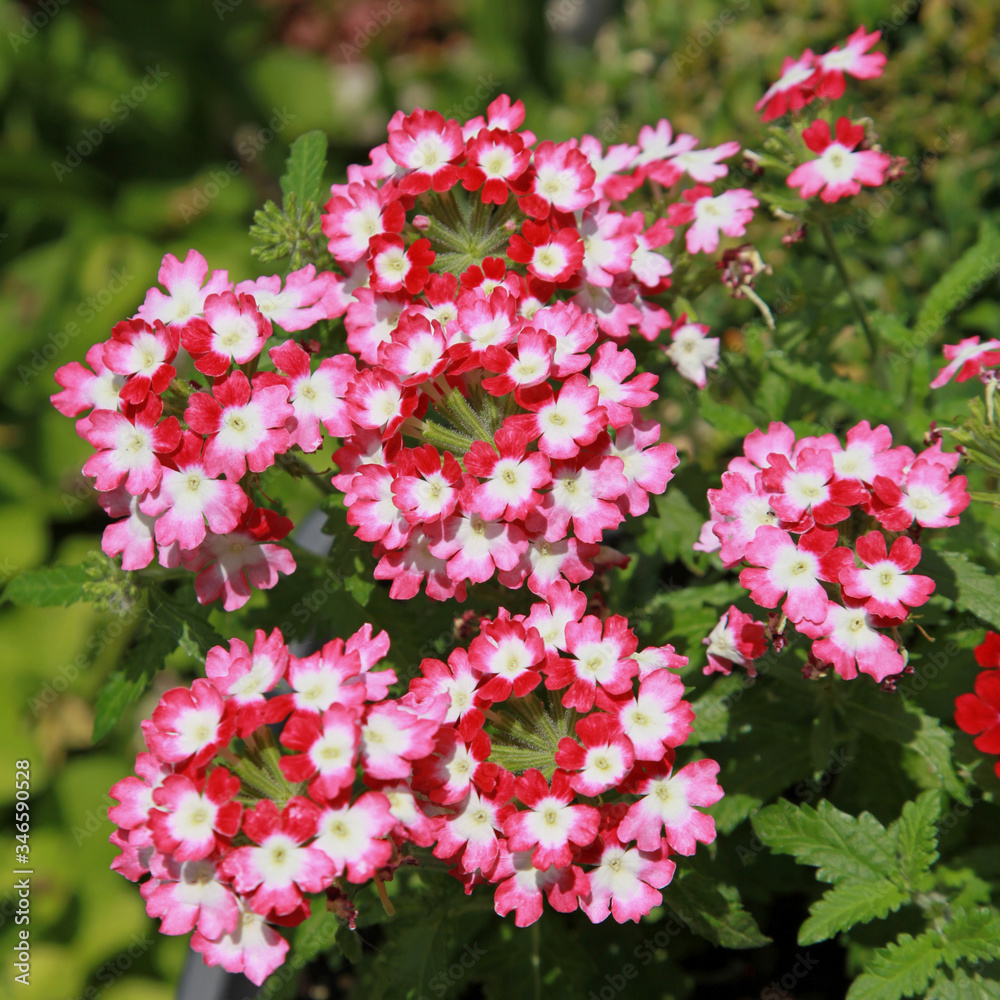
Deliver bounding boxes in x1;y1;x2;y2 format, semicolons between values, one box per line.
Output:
915;219;1000;337
768;355;898;421
709;793;761;835
903;708;971;805
145;590;223;659
799;879;909;945
92;619;172;742
334;923;363;965
926;969;1000;1000
848;932;943;1000
3;563;91;606
698;391;757;438
648;489;708;570
920;549;1000;632
279;130;328;207
937;907;1000;969
687;674;743;744
889;791;941;885
91;587;223;741
661;870;771;949
752;799;896;884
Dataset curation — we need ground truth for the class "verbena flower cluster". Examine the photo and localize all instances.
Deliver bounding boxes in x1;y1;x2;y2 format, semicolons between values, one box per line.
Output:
757;26;893;205
50;93;766;607
108;601;720;984
320;96;757;599
697;421;969;683
955;632;1000;780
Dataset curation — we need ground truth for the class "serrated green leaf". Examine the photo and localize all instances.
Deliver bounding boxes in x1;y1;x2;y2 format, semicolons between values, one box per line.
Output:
768;355;898;421
146;591;223;659
926;969;1000;1000
937;907;1000;969
280;130;328;206
698;391;757;438
848;932;943;1000
688;674;742;744
752;799;896;884
3;563;91;606
92;619;171;742
799;879;909;945
903;708;971;805
915;219;1000;336
889;791;941;885
661;870;770;949
920;550;1000;632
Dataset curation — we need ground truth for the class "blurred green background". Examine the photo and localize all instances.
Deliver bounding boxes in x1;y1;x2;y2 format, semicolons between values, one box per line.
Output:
1;0;999;997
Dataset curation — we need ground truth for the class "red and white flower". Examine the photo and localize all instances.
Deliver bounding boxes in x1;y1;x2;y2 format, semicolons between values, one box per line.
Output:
840;532;935;621
787;118;890;203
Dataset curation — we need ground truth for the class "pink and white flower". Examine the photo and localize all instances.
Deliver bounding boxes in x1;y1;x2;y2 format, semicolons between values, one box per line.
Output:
667;186;758;255
182;292;271;377
618;758;722;854
312;792;396;882
930;336;1000;389
740;526;854;625
787;118;890;203
755;51;818;121
503;769;601;870
141;432;249;550
149;768;242;861
840;531;935;620
813;26;886;99
184;371;293;481
221;797;334;917
663;318;719;388
102;318;178;404
799;600;905;682
578;829;676;924
137;249;231;334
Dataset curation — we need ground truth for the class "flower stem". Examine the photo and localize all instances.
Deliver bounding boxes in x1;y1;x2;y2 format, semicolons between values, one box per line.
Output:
818;218;878;359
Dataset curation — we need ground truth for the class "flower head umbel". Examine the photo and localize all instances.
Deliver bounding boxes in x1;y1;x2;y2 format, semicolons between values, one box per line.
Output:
700;421;967;685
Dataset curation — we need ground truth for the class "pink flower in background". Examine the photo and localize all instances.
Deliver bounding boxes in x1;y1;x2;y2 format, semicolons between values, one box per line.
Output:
787;118;890;203
755;50;818;121
930;336;1000;388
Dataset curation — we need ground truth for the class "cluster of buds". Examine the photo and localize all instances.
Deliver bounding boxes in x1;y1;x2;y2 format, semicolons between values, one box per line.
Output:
697;421;969;682
955;632;1000;780
108;602;721;982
